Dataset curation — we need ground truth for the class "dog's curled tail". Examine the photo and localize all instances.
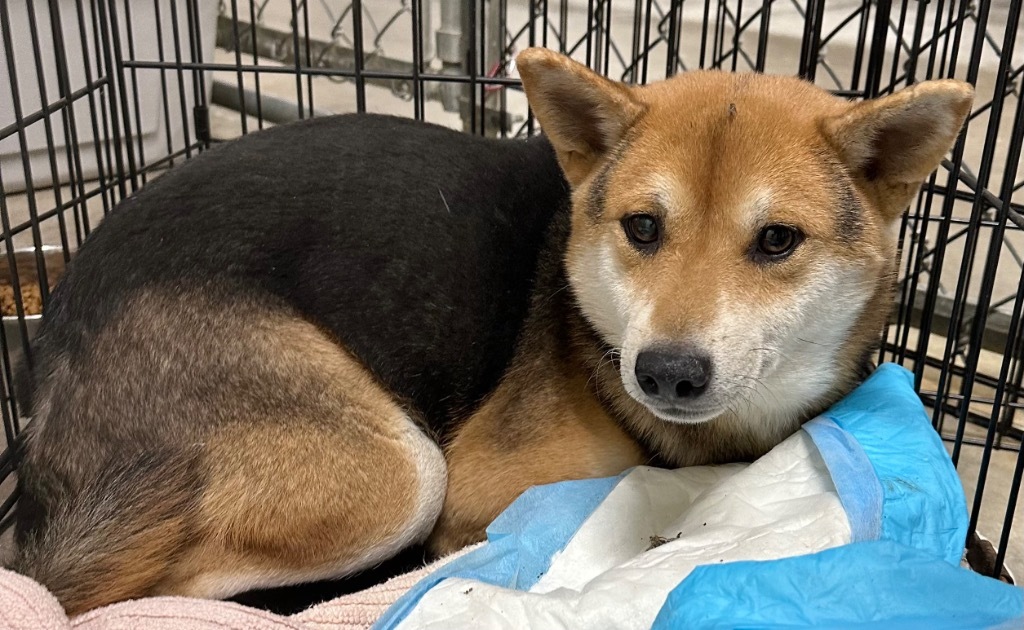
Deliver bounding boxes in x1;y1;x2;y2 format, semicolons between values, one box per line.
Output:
9;449;200;616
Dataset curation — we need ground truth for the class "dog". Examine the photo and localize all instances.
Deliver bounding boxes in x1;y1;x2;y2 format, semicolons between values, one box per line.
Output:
7;48;973;615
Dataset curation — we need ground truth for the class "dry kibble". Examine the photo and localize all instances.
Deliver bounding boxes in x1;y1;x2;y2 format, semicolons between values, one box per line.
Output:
0;283;43;316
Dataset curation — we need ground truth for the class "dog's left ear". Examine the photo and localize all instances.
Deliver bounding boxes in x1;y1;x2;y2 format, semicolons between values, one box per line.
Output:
516;48;645;187
823;80;974;221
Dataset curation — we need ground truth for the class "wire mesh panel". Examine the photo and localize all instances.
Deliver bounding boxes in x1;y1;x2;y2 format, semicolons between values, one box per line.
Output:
0;0;1021;583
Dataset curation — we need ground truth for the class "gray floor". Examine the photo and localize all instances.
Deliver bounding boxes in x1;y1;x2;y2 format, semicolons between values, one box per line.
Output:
0;0;1021;579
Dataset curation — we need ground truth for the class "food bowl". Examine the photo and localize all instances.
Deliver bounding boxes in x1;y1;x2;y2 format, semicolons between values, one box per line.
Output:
0;246;67;351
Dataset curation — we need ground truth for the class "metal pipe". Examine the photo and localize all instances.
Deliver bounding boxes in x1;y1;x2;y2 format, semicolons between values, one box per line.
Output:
215;15;445;106
420;0;434;63
210;81;333;125
437;0;463;64
436;0;466;112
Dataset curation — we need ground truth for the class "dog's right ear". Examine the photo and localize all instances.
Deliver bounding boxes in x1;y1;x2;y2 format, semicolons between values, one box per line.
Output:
516;48;645;187
822;79;974;222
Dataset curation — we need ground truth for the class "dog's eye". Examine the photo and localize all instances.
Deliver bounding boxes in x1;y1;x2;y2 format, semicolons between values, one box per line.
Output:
754;225;803;262
623;214;660;252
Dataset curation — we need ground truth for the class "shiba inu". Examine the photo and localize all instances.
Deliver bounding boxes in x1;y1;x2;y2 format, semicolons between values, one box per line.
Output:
8;48;972;615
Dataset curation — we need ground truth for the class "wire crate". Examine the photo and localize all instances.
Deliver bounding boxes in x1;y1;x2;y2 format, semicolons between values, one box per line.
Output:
0;0;1021;586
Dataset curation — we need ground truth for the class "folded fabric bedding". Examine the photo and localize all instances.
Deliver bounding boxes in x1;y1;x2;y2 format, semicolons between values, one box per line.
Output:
1;363;1021;629
375;363;1024;630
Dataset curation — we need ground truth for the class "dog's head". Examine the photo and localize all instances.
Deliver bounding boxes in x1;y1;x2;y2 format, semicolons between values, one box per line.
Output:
517;48;972;430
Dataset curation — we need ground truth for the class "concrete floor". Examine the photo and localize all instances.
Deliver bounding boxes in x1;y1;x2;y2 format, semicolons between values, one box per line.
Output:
1;0;1021;579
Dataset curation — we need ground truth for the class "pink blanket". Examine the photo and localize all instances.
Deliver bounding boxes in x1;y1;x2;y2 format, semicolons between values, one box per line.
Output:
0;546;477;630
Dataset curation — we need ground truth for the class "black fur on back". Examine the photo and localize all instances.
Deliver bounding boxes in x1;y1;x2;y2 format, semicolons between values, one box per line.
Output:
25;114;571;432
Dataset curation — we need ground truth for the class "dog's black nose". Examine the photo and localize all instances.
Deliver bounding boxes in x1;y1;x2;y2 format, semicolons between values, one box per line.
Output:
634;347;712;402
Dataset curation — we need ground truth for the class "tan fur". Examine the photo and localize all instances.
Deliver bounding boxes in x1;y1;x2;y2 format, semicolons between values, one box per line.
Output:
429;346;644;555
822;79;975;215
155;421;418;597
153;323;432;597
17;290;445;613
423;49;973;546
16;49;974;611
570;71;896;406
516;51;646;186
